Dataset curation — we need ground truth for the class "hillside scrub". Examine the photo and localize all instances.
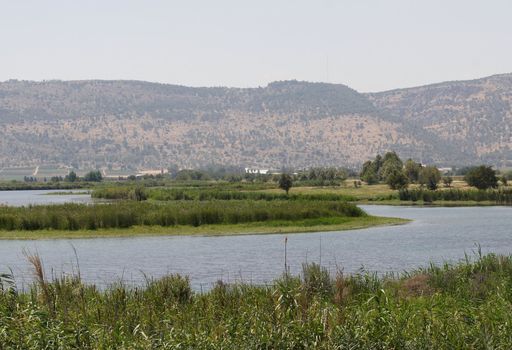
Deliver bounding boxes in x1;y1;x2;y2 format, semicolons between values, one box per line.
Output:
1;253;512;348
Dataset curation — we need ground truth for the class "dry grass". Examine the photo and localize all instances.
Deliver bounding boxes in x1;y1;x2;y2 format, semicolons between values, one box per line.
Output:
399;274;435;297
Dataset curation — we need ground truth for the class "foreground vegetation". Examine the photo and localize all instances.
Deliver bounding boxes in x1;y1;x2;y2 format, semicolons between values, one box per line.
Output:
1;253;512;348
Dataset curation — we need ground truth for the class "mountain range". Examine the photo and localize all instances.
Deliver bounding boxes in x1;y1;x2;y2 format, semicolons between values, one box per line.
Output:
1;73;511;170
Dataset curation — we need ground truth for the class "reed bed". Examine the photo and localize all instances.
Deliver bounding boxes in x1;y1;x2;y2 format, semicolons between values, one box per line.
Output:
399;187;512;204
1;253;512;348
0;200;365;231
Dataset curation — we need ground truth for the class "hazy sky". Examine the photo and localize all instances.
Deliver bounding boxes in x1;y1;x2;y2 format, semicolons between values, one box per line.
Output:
1;0;511;92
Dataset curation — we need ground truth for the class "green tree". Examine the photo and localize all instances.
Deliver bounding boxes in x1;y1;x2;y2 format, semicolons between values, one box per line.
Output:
65;170;77;182
360;160;379;185
464;166;498;190
501;176;508;187
278;173;293;195
83;170;103;182
419;166;441;190
380;151;403;181
374;154;383;173
404;159;422;183
385;168;409;190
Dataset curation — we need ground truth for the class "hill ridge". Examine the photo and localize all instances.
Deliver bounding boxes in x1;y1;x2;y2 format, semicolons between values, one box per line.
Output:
1;74;511;169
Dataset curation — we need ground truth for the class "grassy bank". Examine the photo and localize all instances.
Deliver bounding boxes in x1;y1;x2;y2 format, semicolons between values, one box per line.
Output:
1;253;512;348
0;215;407;239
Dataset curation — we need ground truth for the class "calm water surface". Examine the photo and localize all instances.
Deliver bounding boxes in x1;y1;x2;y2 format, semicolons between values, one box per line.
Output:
0;189;92;206
0;204;511;290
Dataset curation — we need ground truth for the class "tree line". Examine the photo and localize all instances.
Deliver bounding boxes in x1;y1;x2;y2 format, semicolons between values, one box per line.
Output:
23;170;103;183
360;152;506;190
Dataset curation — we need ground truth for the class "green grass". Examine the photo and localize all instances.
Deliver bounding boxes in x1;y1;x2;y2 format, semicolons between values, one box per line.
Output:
1;253;512;348
0;216;408;239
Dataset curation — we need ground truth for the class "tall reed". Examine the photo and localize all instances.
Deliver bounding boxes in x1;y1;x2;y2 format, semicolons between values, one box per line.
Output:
0;200;366;231
1;253;512;348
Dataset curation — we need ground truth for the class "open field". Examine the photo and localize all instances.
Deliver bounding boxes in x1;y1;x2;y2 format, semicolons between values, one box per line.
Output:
1;253;512;348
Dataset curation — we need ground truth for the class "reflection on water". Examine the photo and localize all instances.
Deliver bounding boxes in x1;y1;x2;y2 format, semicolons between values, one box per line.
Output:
0;205;511;290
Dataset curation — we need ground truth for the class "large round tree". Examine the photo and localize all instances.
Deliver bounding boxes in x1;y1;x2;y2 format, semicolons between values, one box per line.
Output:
464;166;498;190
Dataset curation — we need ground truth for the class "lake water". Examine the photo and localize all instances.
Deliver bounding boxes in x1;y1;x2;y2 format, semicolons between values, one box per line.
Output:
0;189;92;206
0;202;511;290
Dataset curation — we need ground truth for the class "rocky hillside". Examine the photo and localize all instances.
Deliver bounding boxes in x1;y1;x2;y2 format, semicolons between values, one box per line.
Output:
0;75;511;170
367;73;512;167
